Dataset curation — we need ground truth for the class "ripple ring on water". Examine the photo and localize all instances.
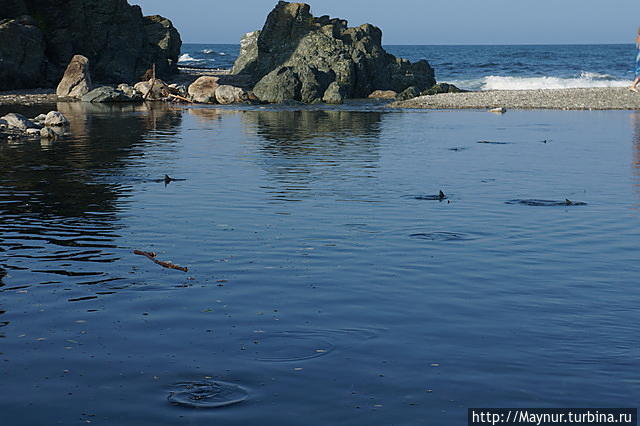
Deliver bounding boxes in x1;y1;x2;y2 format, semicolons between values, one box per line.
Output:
168;380;248;409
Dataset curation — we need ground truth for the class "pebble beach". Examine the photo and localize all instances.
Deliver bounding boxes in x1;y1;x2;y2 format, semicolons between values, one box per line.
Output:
391;87;640;110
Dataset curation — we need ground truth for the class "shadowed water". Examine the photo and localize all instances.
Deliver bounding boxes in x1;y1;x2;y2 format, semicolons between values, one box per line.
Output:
1;103;639;425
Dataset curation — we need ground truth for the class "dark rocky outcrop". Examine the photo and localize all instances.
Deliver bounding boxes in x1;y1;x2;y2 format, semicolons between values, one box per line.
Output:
0;0;181;90
0;15;46;88
232;1;436;104
396;86;421;101
421;83;464;96
81;86;142;103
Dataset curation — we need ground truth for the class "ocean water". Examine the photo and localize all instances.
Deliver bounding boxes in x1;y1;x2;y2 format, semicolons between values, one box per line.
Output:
1;102;639;425
180;43;636;91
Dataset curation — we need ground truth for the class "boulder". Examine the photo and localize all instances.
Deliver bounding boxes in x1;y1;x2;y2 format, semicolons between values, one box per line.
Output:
25;128;40;136
322;82;347;104
0;1;181;89
188;76;220;103
56;55;92;98
0;119;8;128
232;1;435;103
168;84;187;97
44;111;69;127
81;86;142;103
0;16;46;89
1;113;39;130
215;85;249;104
117;83;138;97
40;127;57;139
368;90;397;99
396;86;421;101
33;114;47;123
421;83;463;96
134;78;169;100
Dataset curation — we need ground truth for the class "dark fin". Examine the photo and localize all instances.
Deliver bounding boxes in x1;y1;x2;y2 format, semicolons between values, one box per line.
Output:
439;190;446;199
565;199;573;205
164;174;172;183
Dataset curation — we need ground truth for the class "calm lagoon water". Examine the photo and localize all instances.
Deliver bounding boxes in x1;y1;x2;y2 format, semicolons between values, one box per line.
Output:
1;103;639;425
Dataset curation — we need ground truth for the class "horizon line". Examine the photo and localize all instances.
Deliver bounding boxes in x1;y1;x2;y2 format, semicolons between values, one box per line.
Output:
182;41;634;46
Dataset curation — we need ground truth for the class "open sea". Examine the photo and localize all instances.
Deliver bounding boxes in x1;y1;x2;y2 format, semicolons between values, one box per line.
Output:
1;44;640;426
179;43;637;91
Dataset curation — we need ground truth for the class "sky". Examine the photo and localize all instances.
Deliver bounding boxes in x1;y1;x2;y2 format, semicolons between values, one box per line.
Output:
132;0;639;45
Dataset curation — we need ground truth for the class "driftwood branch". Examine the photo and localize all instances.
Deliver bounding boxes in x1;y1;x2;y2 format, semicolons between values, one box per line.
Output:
168;93;193;103
143;63;156;101
133;250;188;272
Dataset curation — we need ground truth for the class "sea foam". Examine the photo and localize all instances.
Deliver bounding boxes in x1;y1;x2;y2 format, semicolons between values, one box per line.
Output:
453;72;630;91
178;53;205;63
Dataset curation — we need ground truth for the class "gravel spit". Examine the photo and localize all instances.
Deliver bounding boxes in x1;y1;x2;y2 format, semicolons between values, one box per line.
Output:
390;87;640;110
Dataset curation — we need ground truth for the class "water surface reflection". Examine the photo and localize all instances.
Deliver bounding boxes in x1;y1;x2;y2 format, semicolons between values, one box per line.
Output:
242;110;383;201
0;103;182;287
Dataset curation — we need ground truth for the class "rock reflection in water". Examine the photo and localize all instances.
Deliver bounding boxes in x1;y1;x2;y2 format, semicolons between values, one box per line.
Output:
242;110;383;200
0;102;182;286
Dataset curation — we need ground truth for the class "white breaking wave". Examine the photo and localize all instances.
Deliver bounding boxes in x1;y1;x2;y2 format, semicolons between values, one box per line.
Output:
201;49;215;54
178;53;206;63
450;72;630;91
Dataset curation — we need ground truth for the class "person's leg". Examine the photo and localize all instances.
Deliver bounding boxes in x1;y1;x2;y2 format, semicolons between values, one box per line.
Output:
630;76;640;91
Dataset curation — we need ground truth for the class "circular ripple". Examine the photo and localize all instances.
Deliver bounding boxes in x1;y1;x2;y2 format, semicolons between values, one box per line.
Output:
410;232;474;241
252;332;335;362
168;381;248;409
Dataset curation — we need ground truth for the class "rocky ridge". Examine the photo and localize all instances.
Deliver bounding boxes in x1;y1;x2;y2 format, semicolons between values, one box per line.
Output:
0;0;181;90
231;1;436;104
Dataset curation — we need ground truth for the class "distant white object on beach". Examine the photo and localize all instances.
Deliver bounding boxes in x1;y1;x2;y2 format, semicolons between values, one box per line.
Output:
488;107;507;113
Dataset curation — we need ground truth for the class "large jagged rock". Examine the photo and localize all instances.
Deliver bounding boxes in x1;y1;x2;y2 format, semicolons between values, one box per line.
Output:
56;55;92;98
0;15;46;89
232;1;436;103
0;0;181;90
141;15;182;78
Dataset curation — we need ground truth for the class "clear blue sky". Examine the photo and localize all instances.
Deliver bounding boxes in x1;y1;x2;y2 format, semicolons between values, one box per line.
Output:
132;0;638;45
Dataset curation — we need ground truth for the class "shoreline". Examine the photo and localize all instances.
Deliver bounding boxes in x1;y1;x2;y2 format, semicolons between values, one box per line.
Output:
4;80;640;111
0;67;250;107
390;87;640;110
